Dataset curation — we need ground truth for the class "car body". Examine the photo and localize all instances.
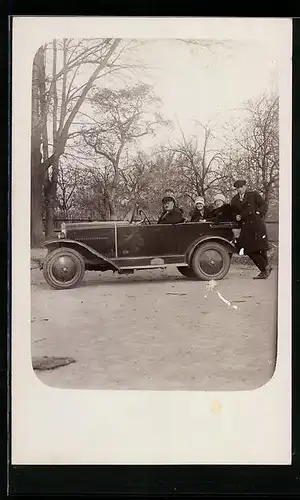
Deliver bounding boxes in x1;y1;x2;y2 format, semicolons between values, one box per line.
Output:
42;205;240;289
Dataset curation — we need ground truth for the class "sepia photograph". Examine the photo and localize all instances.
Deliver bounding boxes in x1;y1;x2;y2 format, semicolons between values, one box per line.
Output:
30;35;280;390
12;16;291;465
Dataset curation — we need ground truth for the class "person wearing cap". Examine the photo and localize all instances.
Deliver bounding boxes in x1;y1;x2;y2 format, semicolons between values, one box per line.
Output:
190;196;209;222
230;179;272;279
207;194;235;223
157;194;185;224
164;188;185;216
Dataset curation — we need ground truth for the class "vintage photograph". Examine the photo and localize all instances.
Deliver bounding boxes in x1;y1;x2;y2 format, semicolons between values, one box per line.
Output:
30;36;279;391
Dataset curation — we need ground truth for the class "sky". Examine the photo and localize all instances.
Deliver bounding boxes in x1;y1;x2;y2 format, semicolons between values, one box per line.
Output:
46;37;279;155
125;39;277;133
100;39;277;147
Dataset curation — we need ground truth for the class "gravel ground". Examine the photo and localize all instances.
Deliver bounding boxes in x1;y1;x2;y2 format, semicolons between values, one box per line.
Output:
31;262;278;391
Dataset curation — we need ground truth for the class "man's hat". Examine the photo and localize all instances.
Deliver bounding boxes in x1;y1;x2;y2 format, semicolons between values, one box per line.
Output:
233;179;246;188
162;195;176;204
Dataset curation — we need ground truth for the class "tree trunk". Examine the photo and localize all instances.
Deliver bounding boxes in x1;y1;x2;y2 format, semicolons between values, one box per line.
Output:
108;200;114;220
44;167;59;238
44;201;56;236
44;159;59;237
31;152;44;247
103;195;110;220
44;39;58;238
263;185;271;213
31;46;44;247
109;162;121;220
44;201;52;237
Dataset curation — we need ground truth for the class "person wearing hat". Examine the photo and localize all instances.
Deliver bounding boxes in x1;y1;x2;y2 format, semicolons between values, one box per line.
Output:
230;179;272;279
164;188;185;216
207;194;235;223
190;196;209;222
157;194;185;224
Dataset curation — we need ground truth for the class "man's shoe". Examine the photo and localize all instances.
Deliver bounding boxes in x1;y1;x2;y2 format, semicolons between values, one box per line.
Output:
266;265;273;276
253;270;268;279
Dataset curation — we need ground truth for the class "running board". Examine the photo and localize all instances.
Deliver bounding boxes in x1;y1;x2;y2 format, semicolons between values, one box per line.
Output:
118;263;189;271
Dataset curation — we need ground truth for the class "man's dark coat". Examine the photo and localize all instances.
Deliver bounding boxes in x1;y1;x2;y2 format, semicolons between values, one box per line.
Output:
157;207;185;224
230;190;269;253
207;203;235;223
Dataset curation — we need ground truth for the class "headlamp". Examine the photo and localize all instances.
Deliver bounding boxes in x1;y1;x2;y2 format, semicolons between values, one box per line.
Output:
58;222;66;239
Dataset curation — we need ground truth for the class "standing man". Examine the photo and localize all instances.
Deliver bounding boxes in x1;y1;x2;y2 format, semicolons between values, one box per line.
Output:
157;194;185;224
230;179;272;279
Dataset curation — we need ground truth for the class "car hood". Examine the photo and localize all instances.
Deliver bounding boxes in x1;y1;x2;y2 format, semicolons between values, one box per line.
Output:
64;220;131;231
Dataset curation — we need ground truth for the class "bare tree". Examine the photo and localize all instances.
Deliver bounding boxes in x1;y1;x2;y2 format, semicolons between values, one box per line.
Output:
77;83;169;219
71;167;111;220
55;160;83;218
168;120;227;203
120;147;180;218
225;94;279;208
31;38;124;245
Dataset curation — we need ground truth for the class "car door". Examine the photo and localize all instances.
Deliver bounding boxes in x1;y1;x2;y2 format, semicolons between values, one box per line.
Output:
116;222;180;264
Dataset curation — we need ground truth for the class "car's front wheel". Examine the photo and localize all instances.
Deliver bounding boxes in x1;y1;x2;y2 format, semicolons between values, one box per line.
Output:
191;241;231;281
43;247;86;290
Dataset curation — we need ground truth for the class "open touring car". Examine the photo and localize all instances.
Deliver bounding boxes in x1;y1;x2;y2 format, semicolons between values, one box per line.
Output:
41;204;240;290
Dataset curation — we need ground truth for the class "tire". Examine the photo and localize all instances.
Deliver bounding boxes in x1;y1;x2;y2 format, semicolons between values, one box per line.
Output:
177;266;196;278
191;241;231;281
43;247;86;290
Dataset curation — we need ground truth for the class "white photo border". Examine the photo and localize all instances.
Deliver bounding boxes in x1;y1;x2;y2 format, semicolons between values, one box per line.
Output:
11;16;292;465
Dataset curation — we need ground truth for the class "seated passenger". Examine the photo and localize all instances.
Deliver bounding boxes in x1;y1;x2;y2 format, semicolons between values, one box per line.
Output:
157;195;185;224
164;188;185;216
190;196;208;222
207;194;235;222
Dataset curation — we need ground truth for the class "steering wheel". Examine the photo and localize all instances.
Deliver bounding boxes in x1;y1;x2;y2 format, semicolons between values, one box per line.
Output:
136;208;152;225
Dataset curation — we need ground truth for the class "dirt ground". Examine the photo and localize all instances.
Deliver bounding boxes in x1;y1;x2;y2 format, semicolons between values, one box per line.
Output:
31;259;278;391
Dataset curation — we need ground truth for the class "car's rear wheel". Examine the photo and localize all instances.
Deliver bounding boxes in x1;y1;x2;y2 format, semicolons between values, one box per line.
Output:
177;266;196;278
43;247;86;290
191;242;231;281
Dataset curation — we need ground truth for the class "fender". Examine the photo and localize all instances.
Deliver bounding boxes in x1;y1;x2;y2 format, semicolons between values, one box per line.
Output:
43;239;120;271
186;235;238;264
